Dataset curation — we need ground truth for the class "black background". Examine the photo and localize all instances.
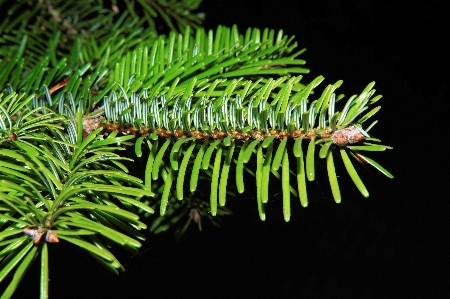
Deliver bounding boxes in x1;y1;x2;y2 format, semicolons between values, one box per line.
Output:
12;0;448;298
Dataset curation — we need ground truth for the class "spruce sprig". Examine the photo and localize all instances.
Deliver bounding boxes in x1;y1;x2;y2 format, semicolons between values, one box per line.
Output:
0;101;152;296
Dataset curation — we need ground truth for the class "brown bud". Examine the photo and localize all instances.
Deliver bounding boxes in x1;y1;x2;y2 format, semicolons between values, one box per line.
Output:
332;126;365;146
33;231;46;244
23;226;39;237
82;116;104;138
189;209;200;223
45;230;60;243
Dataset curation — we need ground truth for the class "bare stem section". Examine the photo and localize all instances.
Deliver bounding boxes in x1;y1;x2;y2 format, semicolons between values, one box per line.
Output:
91;119;364;145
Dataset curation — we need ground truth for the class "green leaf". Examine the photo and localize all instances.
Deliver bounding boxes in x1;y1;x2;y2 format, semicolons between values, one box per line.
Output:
0;241;34;283
160;167;174;216
58;235;116;262
0;165;42;189
358;106;381;124
112;195;155;215
52;229;97;236
235;140;250;193
69;127;103;169
319;141;332;159
62;219;141;248
65;170;142;187
144;139;159;190
295;158;309;208
261;135;276;148
86;249;121;276
326;150;341;203
271;137;287;171
256;144;266;220
202;139;222;170
92;211;147;240
0;149;28;162
243;139;261;163
346;145;392;151
0;242;37;299
176;141;196;200
134;136;145;157
340;149;369;197
219;141;235;206
282;151;290;222
190;139;209;192
0;191;37;224
89;133;136;149
170;137;195;170
354;153;394;179
76;108;84;145
0;236;28;261
261;142;274;204
152;137;172;180
222;136;232;147
210;146;223;216
306;138;316;181
40;243;49;299
293;137;303;158
51;201;141;222
0;229;23;241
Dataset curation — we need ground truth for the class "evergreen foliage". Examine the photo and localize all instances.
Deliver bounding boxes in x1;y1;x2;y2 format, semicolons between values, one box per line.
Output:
0;1;393;297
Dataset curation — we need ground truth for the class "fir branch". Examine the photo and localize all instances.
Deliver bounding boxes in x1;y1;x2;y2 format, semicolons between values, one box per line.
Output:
0;2;394;297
